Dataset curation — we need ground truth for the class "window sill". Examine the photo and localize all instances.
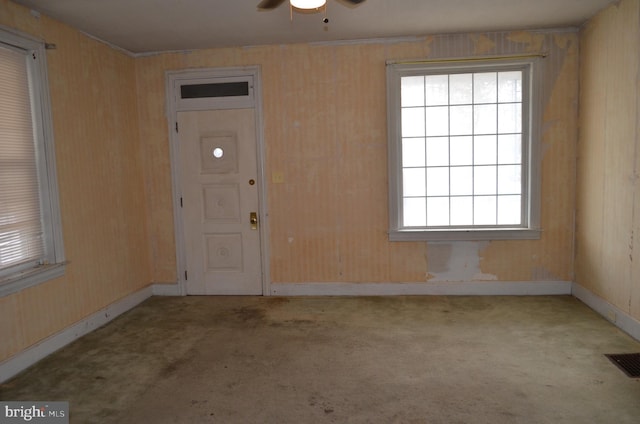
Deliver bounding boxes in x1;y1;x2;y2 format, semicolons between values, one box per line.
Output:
389;228;542;241
0;263;66;298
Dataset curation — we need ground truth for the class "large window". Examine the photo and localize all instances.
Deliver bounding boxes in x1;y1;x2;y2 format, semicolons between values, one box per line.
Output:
0;27;64;296
386;57;542;241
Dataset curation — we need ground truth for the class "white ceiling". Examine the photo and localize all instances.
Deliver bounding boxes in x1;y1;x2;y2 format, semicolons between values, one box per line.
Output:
11;0;615;54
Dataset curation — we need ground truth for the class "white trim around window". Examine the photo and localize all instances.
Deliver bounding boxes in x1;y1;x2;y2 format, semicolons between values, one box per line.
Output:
0;26;65;297
386;56;543;241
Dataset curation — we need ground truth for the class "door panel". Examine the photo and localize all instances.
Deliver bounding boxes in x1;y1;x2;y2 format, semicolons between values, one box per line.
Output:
178;109;262;295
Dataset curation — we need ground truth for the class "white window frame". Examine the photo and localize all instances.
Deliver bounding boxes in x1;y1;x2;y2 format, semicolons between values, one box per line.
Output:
0;26;65;297
386;56;542;241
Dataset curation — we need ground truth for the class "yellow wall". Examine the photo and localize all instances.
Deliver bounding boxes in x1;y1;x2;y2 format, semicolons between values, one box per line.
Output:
139;31;579;285
0;1;151;362
576;0;640;320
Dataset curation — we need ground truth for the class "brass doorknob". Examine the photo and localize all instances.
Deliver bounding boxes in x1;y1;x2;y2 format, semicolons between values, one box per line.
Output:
250;212;258;230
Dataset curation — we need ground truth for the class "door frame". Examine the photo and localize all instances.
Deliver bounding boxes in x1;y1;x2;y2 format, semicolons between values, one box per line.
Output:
165;66;270;296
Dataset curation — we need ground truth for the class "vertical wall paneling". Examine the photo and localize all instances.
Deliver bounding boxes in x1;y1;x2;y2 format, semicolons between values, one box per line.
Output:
135;30;579;286
0;0;151;362
576;0;640;321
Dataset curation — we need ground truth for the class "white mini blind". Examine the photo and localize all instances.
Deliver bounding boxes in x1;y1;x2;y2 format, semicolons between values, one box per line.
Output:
0;44;45;270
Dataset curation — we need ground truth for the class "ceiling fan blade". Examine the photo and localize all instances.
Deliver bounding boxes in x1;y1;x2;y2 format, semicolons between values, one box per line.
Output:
343;0;366;4
257;0;287;9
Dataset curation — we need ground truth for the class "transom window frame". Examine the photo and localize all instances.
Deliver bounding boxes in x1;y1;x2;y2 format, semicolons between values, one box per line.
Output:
386;56;543;241
0;26;65;297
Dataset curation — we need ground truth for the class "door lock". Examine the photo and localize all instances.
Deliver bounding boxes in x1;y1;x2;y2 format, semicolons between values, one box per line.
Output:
250;212;258;230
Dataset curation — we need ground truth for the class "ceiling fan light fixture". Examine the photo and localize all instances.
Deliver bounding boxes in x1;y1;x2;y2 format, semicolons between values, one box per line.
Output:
290;0;326;10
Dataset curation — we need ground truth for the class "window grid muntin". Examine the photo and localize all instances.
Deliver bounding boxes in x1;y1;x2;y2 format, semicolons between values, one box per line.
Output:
399;66;528;230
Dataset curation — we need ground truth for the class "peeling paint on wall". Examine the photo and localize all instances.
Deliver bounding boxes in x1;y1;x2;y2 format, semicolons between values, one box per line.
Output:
471;34;496;55
133;28;578;285
427;242;498;282
507;31;545;53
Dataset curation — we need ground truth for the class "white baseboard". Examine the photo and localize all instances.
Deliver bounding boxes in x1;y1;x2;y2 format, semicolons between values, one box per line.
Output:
270;281;572;296
7;281;628;384
0;286;154;383
152;282;182;296
572;282;640;342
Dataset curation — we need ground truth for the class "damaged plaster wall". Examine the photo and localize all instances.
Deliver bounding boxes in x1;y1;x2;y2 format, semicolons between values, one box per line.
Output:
426;242;497;282
137;28;578;286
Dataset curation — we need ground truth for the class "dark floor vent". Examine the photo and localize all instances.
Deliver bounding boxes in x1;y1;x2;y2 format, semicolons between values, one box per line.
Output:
605;353;640;378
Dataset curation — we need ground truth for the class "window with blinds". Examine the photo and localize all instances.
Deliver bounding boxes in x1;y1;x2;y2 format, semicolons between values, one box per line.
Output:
0;45;45;271
0;28;65;295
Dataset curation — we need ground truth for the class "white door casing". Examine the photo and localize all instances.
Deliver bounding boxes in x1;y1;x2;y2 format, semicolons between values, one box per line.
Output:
178;109;262;295
166;67;268;296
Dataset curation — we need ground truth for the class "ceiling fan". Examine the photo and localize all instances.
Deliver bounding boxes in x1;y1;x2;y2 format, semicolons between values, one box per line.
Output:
258;0;366;11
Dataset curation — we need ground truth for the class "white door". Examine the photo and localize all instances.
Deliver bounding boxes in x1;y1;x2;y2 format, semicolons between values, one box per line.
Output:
178;109;262;295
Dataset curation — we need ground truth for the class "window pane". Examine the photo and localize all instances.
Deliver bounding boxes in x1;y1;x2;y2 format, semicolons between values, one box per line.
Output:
403;197;426;227
426;137;448;166
402;138;426;167
498;103;521;134
450;136;473;166
498;165;521;195
427;167;449;196
425;106;448;136
474;196;497;225
497;195;521;225
474;72;497;103
402;107;425;137
181;82;248;99
450;73;472;105
401;76;425;107
498;134;521;164
427;197;449;226
425;75;448;106
474;104;497;135
389;61;534;235
474;166;496;195
403;168;426;196
474;135;497;165
450;166;473;195
450;105;472;136
498;71;522;103
451;196;473;225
